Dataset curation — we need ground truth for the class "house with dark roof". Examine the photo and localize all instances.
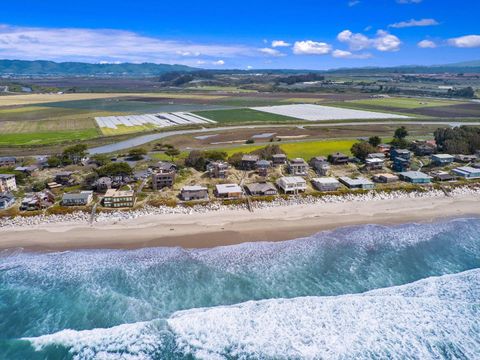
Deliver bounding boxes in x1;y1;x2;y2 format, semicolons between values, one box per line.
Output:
55;171;75;186
180;186;209;201
256;160;271;176
244;182;278;196
431;154;454;166
310;157;330;176
399;171;432;184
241;155;260;170
152;170;176;190
328;152;349;165
272;153;287;166
207;161;229;178
339;176;374;190
311;177;341;192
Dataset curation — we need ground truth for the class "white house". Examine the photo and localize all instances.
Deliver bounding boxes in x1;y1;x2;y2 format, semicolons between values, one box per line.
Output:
276;176;307;194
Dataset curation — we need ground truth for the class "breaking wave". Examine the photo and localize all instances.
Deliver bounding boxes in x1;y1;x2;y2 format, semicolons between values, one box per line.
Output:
1;217;479;359
21;269;480;359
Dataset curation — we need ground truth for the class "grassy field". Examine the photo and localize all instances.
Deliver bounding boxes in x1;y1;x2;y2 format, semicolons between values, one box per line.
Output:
100;124;158;136
193;108;301;124
0;128;100;146
217;139;358;159
0;92;226;107
186;86;257;93
346;97;465;109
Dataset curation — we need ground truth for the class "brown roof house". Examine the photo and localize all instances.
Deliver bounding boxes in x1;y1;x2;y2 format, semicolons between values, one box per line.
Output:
328;152;349;165
152;169;176;190
241;155;260;170
272;153;287;166
310;156;330;176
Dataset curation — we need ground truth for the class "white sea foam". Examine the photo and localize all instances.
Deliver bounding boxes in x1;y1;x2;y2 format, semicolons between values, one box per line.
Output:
23;269;480;359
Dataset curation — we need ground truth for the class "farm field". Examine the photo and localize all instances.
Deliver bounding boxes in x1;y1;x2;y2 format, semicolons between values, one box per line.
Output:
193;108;301;124
252;104;410;121
0;92;226;107
0;128;100;146
347;97;465;109
217;139;359;159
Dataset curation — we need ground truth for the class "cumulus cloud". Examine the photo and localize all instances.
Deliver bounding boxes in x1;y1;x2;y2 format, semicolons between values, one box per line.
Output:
332;49;372;59
0;24;254;64
259;47;285;57
417;40;437;48
213;60;225;65
448;35;480;48
293;40;332;55
389;18;439;28
337;29;401;52
271;40;290;48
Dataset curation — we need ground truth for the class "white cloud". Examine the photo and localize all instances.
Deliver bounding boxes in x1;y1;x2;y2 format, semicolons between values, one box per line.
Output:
337;29;401;52
293;40;332;55
348;0;360;6
417;40;437;48
332;49;372;59
396;0;422;3
246;65;253;69
448;35;480;48
213;60;225;65
259;47;285;57
389;18;439;28
0;24;254;64
271;40;290;48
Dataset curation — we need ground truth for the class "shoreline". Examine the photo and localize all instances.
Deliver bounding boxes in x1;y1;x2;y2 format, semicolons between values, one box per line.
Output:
1;190;479;251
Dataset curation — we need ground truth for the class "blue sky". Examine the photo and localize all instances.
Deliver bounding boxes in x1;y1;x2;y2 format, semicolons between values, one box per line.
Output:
0;0;479;69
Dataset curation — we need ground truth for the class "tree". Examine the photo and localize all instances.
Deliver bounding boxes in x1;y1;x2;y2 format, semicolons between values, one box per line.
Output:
62;144;87;164
227;152;245;168
47;156;62;168
350;142;376;161
165;147;180;162
394;126;408;140
97;162;133;177
251;144;285;159
128;148;147;160
32;181;46;192
90;154;110;166
185;150;206;171
368;136;382;147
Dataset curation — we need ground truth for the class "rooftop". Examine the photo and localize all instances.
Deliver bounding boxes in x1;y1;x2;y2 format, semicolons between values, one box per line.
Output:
182;185;208;192
104;189;134;197
216;183;242;193
312;177;339;185
339;176;374;186
432;154;454;159
242;155;259;161
63;191;93;201
454;166;480;174
278;176;307;184
245;182;277;192
399;171;432;179
0;174;15;179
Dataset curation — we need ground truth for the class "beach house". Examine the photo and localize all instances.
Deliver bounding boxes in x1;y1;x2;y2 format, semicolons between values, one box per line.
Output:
310;156;330;175
14;165;39;176
152;170;176;190
62;191;94;206
399;171;432;184
272;153;287;166
452;166;480;179
339;176;375;190
288;158;309;176
55;171;75;186
0;192;15;210
454;154;477;163
180;185;209;201
0;174;17;192
207;161;229;178
365;158;384;170
103;189;136;208
276;176;307;194
431;154;454;166
311;177;341;192
20;190;55;211
372;173;399;183
328;152;349;165
241;155;260;170
0;156;16;167
255;160;271;177
244;182;278;196
214;184;243;199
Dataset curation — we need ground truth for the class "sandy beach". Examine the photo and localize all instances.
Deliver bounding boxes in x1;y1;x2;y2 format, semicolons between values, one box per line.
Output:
1;192;479;251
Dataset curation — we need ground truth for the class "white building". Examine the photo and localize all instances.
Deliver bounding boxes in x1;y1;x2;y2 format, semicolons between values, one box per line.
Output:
0;174;17;192
311;177;341;192
276;176;307;194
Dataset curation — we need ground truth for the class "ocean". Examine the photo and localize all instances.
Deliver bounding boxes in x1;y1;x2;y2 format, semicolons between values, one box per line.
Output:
0;217;479;359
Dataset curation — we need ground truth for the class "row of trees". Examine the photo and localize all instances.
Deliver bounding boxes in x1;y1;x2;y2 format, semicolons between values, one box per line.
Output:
350;127;409;160
434;126;480;154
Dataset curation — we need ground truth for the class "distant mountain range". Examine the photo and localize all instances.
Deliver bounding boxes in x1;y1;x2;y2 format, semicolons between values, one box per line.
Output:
0;60;195;76
0;59;479;77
